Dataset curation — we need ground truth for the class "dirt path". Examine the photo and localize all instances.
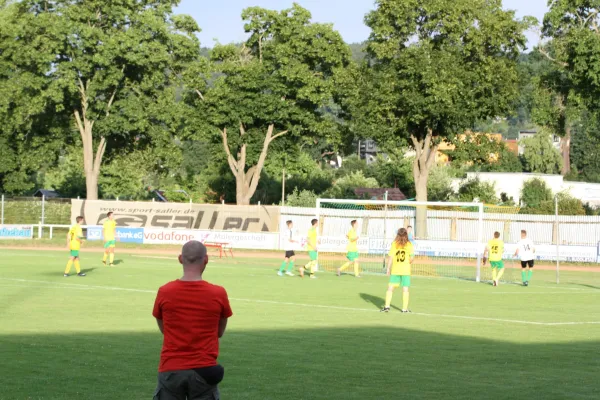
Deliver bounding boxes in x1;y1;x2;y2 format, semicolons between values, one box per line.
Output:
2;245;599;272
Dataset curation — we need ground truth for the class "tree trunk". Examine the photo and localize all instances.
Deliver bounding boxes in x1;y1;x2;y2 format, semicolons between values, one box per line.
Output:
221;124;288;205
561;127;571;176
411;129;439;239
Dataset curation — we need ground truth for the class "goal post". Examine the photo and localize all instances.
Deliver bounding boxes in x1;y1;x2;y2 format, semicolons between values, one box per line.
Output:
316;198;485;282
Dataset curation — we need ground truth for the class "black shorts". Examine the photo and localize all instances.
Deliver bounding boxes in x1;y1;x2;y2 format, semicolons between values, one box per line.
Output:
284;251;295;258
521;260;534;268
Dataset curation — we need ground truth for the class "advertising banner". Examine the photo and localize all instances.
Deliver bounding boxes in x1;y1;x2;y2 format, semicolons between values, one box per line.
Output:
71;200;280;233
0;225;34;240
86;226;144;244
142;228;279;250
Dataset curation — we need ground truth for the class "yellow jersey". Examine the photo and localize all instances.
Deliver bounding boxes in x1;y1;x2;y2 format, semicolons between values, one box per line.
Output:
68;224;83;250
487;238;504;262
103;220;117;241
307;227;317;251
346;228;358;252
388;241;414;276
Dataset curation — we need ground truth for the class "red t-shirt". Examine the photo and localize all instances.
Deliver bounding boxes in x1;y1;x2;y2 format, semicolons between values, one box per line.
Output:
152;280;233;372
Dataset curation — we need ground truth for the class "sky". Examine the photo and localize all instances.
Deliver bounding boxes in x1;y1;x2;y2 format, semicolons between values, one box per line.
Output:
175;0;549;49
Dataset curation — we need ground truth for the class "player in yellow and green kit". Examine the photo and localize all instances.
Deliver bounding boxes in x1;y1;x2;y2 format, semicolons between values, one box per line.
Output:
64;216;86;277
102;211;117;266
300;219;318;279
337;220;361;278
483;231;505;286
381;228;414;313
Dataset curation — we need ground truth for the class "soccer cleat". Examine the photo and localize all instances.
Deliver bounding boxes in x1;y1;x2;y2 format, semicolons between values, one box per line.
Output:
285;271;294;276
380;307;390;313
493;280;497;287
277;271;284;276
63;274;69;277
401;309;412;313
109;264;115;267
310;275;317;279
355;275;362;278
336;268;341;277
77;272;86;277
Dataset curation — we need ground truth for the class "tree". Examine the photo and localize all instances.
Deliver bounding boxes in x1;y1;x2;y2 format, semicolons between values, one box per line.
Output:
570;115;600;183
322;171;378;199
0;1;200;199
341;0;531;237
446;133;523;173
453;178;499;204
187;4;351;205
520;178;553;210
520;130;563;174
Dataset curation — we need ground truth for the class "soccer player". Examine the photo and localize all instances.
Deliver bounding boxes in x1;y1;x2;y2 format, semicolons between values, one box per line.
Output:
300;219;318;279
514;229;536;286
278;220;296;276
407;225;415;245
64;216;86;277
337;220;361;278
102;211;117;266
381;228;415;313
483;231;504;286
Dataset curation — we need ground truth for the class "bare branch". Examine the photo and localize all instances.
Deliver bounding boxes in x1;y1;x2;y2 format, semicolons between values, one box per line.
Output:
269;130;288;143
248;125;283;193
220;128;238;174
93;136;107;174
105;65;125;117
195;89;205;101
73;110;85;136
239;123;246;136
538;45;568;67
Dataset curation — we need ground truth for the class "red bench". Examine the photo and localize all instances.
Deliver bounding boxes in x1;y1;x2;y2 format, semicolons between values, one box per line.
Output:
204;242;234;259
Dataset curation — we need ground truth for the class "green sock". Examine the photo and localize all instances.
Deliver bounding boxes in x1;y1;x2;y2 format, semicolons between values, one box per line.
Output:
527;269;533;282
287;261;295;272
279;261;287;272
521;270;527;283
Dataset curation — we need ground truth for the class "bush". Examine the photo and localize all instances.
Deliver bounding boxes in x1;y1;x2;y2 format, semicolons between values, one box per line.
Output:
322;170;379;199
284;188;319;208
520;178;553;209
453;178;498;204
428;165;454;201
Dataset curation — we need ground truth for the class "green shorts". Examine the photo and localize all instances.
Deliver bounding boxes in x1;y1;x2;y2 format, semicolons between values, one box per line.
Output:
490;260;504;269
104;240;116;249
70;250;80;257
389;275;411;287
308;251;318;261
346;251;359;262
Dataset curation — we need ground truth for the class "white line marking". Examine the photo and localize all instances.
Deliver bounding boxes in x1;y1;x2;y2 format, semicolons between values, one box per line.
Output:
1;278;599;326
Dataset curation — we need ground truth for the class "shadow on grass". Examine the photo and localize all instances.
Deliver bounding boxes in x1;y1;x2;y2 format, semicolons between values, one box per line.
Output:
575;283;600;290
113;259;124;266
360;293;402;312
2;328;598;400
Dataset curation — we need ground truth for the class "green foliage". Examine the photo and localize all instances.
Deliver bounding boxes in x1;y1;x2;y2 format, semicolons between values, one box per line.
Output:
322;171;379;199
520;131;563;174
447;135;523;173
39;148;86;199
284;188;319;208
520;178;553;210
427;166;454;202
453;178;498;204
569;115;600;183
98;151;151;200
371;153;415;199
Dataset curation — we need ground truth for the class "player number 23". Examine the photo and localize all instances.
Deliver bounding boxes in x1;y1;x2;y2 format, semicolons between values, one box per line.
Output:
395;250;406;263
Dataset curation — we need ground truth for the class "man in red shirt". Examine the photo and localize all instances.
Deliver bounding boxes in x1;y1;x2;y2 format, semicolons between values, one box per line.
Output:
152;241;233;400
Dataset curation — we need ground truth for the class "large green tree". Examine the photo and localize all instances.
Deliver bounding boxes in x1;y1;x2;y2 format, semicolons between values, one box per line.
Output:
520;130;563;174
186;4;351;205
0;0;199;199
341;0;530;236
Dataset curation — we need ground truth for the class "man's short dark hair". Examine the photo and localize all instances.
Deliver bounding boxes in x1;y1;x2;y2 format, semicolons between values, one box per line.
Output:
311;219;318;226
107;211;113;217
181;241;207;266
521;230;527;235
76;216;84;223
494;231;500;238
407;225;412;229
351;220;357;225
286;220;293;226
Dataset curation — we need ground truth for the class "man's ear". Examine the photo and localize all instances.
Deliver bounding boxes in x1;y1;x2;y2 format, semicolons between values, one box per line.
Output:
178;254;183;265
204;255;209;265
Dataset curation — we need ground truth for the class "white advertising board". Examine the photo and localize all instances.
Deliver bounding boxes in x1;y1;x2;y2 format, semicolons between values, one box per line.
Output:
142;228;279;250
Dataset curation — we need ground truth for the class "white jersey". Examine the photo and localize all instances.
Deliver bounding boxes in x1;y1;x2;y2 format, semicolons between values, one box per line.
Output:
284;228;295;251
517;238;535;261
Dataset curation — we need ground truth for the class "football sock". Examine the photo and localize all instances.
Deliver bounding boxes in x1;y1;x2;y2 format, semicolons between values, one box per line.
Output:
279;261;287;273
287;261;295;272
339;262;351;271
353;262;360;276
402;292;409;310
65;260;73;274
496;268;505;281
521;270;527;283
385;291;393;308
527;269;533;282
109;253;114;264
103;253;108;262
492;268;497;282
308;261;316;274
74;260;81;274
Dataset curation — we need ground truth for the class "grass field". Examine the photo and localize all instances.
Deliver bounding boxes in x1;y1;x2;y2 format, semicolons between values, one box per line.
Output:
1;248;599;400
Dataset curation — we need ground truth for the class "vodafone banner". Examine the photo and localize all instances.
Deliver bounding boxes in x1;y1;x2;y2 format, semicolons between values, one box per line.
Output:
142;228;279;250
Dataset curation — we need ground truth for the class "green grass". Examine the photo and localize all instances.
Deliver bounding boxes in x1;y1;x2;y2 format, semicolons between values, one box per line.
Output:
1;249;599;400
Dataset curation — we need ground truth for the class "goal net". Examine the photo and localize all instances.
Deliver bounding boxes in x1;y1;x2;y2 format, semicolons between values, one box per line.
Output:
316;199;488;283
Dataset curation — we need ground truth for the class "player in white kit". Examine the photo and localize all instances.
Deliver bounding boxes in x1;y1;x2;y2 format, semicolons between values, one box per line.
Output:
514;230;536;286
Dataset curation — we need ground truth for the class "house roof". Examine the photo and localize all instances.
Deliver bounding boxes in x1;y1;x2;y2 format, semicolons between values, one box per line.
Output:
354;188;407;201
33;189;61;198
